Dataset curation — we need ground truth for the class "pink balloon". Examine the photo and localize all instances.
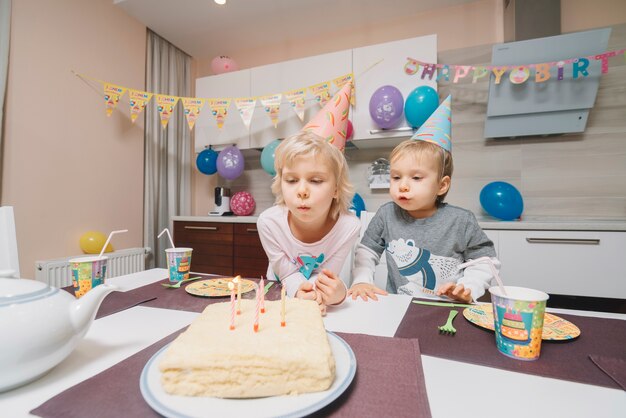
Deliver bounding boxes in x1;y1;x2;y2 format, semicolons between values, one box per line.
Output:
346;120;354;141
211;56;239;75
230;191;256;216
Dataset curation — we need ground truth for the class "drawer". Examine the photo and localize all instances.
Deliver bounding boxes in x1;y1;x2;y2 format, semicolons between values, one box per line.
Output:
174;221;233;245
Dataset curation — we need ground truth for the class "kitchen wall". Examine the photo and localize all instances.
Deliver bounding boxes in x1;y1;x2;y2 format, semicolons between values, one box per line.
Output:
2;0;146;277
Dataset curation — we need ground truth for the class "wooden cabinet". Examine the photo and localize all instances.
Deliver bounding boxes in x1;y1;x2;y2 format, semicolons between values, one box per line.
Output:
173;220;268;278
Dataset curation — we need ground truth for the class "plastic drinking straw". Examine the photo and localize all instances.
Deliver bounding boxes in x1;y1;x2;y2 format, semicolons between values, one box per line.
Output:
98;229;129;258
157;228;175;249
458;256;507;296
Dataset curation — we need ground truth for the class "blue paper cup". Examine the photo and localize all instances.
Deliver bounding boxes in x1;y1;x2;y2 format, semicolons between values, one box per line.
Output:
165;248;193;283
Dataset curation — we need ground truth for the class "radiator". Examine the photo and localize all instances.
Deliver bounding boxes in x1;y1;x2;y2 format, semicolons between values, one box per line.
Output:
35;247;150;288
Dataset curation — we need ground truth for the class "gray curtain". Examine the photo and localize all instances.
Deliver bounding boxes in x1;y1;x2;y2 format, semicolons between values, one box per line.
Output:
0;0;11;199
144;30;192;268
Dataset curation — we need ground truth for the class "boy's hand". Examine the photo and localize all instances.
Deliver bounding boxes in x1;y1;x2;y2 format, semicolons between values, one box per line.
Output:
315;269;347;306
348;283;388;301
437;283;472;303
296;281;327;315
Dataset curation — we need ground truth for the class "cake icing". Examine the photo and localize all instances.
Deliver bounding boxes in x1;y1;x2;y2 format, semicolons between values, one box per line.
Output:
159;298;335;398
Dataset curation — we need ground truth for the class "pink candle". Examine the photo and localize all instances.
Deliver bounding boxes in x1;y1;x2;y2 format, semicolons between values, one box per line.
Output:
254;282;260;333
259;277;266;314
280;285;286;327
234;276;242;315
228;281;235;331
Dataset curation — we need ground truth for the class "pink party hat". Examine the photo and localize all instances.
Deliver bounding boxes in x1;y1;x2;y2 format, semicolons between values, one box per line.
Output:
302;82;352;151
410;94;452;152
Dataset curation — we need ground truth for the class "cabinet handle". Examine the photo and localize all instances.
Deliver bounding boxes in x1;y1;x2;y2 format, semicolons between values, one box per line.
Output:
525;238;600;245
185;226;218;231
246;228;258;233
369;127;414;135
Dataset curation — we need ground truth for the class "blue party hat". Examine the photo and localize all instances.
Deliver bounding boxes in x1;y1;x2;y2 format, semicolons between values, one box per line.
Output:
410;95;451;152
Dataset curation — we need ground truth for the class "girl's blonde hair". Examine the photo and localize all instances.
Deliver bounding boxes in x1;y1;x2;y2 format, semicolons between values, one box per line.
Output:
389;140;454;205
271;131;354;219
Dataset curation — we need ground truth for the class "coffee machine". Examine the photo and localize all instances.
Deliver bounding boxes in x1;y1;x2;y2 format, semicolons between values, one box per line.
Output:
209;187;233;216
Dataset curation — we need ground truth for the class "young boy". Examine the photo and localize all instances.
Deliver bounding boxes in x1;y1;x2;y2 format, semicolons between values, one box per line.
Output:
349;96;500;303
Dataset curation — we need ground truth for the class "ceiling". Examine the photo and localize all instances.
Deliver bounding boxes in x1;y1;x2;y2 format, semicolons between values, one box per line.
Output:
114;0;477;59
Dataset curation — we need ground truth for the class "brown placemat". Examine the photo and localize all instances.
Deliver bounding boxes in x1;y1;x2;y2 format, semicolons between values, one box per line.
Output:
62;288;159;320
31;332;430;418
589;354;626;391
394;300;626;390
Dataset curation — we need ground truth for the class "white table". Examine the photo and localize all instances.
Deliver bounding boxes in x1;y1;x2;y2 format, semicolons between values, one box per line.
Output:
1;268;624;418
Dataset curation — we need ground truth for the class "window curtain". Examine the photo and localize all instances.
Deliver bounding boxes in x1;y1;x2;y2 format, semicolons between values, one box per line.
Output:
0;0;11;199
144;30;192;268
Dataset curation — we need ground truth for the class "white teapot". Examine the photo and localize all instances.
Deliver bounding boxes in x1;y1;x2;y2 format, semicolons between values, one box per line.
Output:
0;278;117;392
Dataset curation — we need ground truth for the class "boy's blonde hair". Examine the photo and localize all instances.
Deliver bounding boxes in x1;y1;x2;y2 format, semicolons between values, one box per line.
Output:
389;140;454;205
271;131;354;219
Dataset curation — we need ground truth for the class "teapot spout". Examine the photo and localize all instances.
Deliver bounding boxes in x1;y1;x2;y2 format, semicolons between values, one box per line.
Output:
70;284;118;335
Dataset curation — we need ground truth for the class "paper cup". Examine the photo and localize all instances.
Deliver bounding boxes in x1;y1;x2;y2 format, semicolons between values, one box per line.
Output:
489;286;549;361
69;256;108;299
165;248;193;283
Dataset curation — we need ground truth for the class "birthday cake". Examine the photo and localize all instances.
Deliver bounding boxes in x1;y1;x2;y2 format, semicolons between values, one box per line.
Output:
158;298;335;398
500;312;529;341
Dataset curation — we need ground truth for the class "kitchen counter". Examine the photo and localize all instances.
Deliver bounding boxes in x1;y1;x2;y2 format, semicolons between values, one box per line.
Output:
172;215;626;231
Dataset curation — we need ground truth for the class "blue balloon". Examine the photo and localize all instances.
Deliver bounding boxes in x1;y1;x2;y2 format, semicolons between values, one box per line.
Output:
196;148;218;175
480;182;524;221
350;193;366;217
405;86;439;128
260;139;281;176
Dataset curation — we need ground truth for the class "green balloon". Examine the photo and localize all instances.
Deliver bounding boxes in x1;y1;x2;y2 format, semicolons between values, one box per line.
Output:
260;139;281;176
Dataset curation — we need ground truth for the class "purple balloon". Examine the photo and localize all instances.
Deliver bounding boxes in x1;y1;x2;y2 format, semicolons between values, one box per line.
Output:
369;85;404;129
216;145;244;180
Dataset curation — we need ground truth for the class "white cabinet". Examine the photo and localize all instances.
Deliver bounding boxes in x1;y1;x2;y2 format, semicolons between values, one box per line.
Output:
249;50;352;148
351;34;437;149
195;69;251;150
496;230;626;299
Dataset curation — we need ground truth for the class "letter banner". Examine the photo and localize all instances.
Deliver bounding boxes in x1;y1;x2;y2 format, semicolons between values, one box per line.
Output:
128;89;152;123
154;94;179;129
181;97;207;130
259;94;282;128
103;83;127;116
283;88;307;122
234;97;257;130
309;81;331;108
208;98;231;130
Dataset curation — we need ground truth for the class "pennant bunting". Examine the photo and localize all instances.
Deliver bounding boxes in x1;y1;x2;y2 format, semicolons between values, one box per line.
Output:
103;83;126;116
128;89;152;123
154;94;179;129
283;88;307;122
259;94;282;128
208;98;231;130
181;97;206;130
234;97;257;130
332;73;356;106
309;81;332;107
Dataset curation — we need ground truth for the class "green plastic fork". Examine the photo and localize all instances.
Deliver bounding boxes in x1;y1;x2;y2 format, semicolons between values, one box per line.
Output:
438;310;459;335
161;276;202;289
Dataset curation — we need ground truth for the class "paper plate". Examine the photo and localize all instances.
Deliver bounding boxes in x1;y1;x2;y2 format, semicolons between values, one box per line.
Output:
185;278;256;298
463;304;581;341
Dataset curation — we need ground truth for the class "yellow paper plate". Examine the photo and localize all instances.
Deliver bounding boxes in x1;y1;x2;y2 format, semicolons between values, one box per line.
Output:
185;278;256;298
463;304;581;341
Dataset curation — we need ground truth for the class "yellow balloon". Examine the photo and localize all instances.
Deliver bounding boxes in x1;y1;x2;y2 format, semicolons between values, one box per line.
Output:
79;231;114;254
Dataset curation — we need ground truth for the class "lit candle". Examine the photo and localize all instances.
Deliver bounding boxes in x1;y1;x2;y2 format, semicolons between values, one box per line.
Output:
254;282;260;333
280;285;286;327
259;277;265;314
234;275;242;315
228;281;235;331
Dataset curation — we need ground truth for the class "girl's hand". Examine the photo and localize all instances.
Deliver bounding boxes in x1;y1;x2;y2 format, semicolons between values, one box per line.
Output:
296;281;327;315
315;269;347;305
348;283;388;301
437;282;472;303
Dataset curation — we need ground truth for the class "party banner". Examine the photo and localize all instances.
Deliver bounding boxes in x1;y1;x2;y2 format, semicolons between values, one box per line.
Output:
309;81;331;107
128;89;153;123
103;83;127;116
181;97;207;130
234;97;257;129
405;48;626;84
283;88;307;122
208;98;231;129
259;94;282;128
333;73;355;106
154;94;179;129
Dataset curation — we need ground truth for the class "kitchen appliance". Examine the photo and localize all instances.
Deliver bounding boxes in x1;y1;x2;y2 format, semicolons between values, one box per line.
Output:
209;187;233;216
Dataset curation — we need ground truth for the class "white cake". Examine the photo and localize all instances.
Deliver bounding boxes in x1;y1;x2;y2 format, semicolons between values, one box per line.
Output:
159;298;335;398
